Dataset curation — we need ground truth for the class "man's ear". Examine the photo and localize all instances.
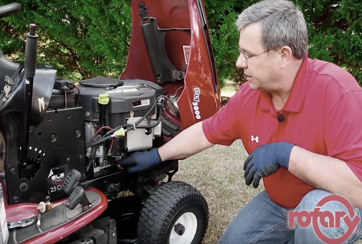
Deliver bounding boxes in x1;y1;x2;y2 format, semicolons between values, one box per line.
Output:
280;46;293;69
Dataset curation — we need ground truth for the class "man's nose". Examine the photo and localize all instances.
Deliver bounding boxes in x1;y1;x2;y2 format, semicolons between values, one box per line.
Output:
236;54;247;69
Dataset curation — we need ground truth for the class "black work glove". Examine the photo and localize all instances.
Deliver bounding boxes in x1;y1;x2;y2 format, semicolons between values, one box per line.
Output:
244;142;295;188
117;148;162;173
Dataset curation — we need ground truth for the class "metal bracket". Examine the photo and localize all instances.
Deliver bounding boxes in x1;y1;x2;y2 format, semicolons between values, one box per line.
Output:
138;2;189;84
8;217;35;230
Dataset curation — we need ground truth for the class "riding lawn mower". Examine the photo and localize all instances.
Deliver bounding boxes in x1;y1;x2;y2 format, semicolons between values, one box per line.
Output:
0;0;221;243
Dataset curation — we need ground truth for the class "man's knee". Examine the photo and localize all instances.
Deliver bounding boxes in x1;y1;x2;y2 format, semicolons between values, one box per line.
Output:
219;228;236;244
295;189;331;212
219;215;254;244
292;189;361;242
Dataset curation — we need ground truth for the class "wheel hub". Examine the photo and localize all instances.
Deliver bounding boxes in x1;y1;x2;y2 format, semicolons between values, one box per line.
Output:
169;212;197;244
174;223;185;236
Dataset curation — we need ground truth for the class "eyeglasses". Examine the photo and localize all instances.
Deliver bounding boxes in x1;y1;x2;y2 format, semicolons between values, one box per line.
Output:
238;49;269;63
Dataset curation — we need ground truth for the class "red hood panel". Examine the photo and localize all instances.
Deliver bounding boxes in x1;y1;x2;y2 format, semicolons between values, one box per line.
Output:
121;0;220;135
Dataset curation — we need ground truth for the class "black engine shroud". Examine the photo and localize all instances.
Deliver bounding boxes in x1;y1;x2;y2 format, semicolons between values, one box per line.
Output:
0;66;165;204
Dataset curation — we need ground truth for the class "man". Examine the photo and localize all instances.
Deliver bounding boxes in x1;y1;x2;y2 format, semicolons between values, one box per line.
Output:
119;0;362;243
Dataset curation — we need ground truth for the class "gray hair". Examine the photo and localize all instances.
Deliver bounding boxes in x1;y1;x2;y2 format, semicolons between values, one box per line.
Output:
235;0;308;59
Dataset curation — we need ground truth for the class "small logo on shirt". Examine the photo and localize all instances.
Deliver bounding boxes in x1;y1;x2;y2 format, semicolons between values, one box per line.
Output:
251;135;259;143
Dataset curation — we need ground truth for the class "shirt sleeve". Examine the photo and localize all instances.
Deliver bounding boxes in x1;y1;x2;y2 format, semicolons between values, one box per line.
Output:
324;90;362;181
202;84;248;146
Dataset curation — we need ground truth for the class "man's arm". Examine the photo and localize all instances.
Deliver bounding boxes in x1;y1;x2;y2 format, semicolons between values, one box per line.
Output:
158;121;214;161
289;146;362;209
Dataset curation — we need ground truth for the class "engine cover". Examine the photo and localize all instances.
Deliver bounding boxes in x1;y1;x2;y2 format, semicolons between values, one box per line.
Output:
79;77;163;128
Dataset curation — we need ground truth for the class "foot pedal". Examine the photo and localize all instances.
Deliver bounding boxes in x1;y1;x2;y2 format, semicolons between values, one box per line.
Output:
62;169;81;194
65;186;90;211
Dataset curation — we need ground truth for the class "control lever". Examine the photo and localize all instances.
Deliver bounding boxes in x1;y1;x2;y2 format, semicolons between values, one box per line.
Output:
21;23;38;165
62;169;81;194
65;186;91;211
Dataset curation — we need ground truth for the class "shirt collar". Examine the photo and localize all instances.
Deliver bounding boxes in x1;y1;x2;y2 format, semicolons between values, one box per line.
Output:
259;55;310;113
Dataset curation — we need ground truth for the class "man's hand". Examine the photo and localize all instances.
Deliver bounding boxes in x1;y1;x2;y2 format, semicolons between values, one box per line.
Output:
117;148;162;173
244;142;295;188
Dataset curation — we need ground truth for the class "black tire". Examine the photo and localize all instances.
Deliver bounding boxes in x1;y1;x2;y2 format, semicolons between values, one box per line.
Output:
137;181;209;244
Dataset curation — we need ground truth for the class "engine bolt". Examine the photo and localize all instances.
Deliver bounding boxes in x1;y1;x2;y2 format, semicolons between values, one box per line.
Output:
49;133;57;142
75;130;81;138
85;112;91;119
20;183;28;191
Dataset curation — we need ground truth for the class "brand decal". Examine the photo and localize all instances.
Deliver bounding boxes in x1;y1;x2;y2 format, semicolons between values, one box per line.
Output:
38;97;45;112
48;171;65;193
289;195;360;243
251;135;259;143
192;88;201;120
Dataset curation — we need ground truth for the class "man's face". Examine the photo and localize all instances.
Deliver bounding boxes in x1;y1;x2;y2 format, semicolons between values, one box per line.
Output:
236;22;279;91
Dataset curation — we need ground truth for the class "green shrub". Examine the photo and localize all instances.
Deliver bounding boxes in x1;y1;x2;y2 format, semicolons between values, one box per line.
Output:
1;0;361;85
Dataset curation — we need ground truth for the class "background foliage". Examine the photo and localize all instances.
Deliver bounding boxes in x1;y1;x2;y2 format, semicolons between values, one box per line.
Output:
0;0;131;80
1;0;362;85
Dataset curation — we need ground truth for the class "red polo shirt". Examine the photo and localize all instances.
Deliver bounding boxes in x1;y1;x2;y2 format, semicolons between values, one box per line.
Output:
202;57;362;209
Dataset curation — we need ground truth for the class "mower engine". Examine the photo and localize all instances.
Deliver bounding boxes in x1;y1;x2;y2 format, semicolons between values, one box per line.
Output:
77;77;164;174
0;65;170;204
